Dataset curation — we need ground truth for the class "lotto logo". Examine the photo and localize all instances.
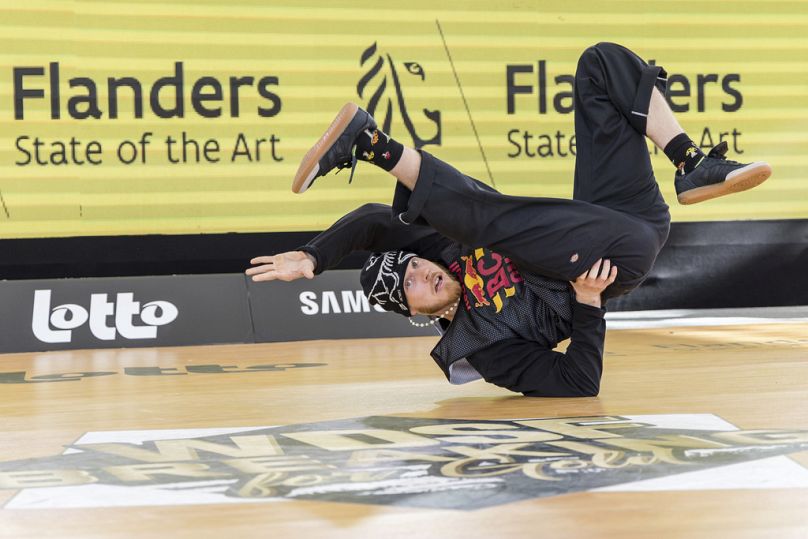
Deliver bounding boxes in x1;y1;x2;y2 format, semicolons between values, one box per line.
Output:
31;290;179;343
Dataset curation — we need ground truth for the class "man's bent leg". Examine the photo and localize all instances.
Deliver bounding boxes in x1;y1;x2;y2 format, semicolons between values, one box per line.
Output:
573;42;770;209
291;97;658;292
572;42;669;225
291;105;660;293
395;151;659;290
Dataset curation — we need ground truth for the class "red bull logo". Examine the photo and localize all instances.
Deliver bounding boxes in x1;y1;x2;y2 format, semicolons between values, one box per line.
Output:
451;248;522;313
462;256;490;307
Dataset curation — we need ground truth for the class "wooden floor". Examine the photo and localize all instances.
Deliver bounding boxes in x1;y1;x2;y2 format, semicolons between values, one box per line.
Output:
2;320;808;538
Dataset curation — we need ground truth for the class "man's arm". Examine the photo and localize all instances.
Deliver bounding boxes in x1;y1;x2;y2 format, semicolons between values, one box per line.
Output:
247;203;452;281
466;258;616;397
466;302;606;397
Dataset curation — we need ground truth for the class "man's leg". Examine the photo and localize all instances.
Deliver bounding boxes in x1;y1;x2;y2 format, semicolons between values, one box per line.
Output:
388;47;707;200
647;87;686;149
389;147;421;191
292;101;662;290
649;85;771;205
293;95;690;203
571;42;670;227
573;42;770;209
292;57;682;205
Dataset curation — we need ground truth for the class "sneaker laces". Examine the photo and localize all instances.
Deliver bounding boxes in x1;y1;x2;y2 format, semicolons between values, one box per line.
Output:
334;152;359;184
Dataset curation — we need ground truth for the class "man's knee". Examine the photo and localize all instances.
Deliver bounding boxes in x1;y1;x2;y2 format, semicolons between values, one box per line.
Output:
579;41;623;64
577;42;634;71
592;41;626;54
576;43;609;82
576;42;649;95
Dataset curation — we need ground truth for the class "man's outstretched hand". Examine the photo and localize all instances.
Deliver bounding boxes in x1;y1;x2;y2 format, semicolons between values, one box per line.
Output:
570;258;618;308
246;251;316;282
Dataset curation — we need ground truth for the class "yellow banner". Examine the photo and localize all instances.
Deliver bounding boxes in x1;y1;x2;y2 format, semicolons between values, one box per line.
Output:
2;0;806;239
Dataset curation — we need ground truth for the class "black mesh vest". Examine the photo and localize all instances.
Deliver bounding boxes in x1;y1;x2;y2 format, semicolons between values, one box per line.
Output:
430;244;574;379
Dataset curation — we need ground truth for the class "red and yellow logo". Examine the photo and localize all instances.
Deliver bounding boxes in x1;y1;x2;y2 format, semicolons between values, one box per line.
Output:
450;248;522;313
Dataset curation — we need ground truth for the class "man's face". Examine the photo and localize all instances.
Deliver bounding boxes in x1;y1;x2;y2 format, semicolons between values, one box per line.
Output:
402;257;462;316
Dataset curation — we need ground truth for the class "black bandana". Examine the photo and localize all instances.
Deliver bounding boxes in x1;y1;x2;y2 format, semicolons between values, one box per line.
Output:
360;251;416;316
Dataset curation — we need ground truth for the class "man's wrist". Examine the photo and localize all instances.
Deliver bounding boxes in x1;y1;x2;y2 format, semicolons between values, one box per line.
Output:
296;246;319;273
574;293;602;308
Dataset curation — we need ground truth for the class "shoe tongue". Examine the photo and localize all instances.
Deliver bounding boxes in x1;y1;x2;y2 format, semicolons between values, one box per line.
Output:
708;141;729;159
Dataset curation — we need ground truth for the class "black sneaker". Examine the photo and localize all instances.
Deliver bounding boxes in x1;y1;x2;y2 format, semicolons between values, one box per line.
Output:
292;103;377;194
675;141;772;205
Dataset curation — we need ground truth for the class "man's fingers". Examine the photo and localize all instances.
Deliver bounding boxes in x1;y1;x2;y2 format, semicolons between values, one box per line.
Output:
608;265;618;283
598;259;611;280
586;259;603;279
252;270;299;282
250;266;312;282
250;256;276;265
245;264;275;276
250;271;278;282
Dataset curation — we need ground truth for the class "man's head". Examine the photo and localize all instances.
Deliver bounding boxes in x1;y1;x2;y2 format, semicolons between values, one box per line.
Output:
361;251;462;317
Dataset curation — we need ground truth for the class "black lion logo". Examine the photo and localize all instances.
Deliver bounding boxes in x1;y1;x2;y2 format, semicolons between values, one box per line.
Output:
357;42;442;149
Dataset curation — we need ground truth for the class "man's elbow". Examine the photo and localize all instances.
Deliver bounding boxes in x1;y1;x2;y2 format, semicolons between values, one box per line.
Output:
582;385;600;397
571;383;601;397
521;382;600;398
579;377;601;397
